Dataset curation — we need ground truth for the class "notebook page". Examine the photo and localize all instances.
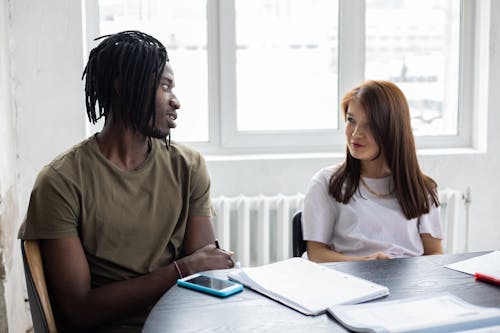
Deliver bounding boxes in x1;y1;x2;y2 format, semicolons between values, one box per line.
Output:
240;258;387;314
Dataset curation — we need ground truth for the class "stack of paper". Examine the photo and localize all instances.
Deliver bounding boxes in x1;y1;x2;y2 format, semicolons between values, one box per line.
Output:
328;293;500;333
228;257;389;315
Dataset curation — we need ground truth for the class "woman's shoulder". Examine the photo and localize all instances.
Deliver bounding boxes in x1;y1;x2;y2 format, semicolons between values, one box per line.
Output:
311;163;343;182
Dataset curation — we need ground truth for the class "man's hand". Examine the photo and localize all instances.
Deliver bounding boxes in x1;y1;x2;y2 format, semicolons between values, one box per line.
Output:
177;243;235;276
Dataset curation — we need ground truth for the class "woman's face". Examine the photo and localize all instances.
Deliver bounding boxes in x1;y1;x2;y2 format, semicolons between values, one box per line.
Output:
344;100;380;162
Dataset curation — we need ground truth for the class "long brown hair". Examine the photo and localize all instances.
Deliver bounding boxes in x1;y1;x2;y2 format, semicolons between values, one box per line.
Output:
329;80;439;219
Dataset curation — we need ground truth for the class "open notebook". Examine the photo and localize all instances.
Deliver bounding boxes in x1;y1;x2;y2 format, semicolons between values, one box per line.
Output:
228;257;389;316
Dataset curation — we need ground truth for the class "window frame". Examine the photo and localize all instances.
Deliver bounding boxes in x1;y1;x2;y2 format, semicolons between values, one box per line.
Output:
85;0;478;155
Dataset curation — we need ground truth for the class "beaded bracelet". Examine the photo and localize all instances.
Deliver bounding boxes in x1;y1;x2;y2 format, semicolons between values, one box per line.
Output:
173;260;183;279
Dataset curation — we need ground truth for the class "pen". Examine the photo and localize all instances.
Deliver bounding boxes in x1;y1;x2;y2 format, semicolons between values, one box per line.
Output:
215;239;236;258
474;272;500;286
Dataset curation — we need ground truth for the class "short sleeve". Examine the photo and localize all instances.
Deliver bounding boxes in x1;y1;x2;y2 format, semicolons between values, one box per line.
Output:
302;169;337;245
418;202;443;239
19;166;80;240
188;152;214;217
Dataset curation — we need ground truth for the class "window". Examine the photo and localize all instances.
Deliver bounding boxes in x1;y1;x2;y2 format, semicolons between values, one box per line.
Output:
88;0;476;154
365;0;460;137
235;0;339;132
91;0;209;142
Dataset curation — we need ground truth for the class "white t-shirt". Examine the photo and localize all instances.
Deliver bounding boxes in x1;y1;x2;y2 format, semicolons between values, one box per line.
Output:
302;165;442;258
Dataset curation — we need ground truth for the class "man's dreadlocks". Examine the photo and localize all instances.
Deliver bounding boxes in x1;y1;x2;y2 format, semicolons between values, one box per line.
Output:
82;30;169;135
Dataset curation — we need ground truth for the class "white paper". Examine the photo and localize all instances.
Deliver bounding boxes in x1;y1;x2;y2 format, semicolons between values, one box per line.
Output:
228;257;389;315
460;326;500;333
328;293;500;333
444;251;500;277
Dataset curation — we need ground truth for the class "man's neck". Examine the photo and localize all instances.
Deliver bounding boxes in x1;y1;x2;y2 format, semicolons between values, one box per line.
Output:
96;123;151;172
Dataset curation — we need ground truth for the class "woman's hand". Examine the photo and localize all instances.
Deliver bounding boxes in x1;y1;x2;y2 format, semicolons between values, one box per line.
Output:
307;241;390;262
358;251;392;261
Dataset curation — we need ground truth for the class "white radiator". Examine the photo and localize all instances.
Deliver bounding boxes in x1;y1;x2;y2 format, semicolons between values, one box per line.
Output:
212;188;470;267
439;187;471;254
212;194;304;267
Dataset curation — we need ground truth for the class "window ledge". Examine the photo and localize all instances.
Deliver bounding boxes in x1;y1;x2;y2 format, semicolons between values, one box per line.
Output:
205;151;345;162
417;147;486;156
204;147;485;163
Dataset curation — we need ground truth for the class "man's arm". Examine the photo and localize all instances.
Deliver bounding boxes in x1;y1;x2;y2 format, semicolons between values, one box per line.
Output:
41;237;179;328
42;217;233;329
182;215;216;255
178;215;234;275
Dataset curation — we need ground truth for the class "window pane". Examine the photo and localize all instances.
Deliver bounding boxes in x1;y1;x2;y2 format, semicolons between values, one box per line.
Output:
365;0;460;136
235;0;339;132
98;0;209;142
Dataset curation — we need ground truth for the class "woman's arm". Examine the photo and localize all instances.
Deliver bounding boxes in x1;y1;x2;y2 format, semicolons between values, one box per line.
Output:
307;241;391;262
421;233;444;255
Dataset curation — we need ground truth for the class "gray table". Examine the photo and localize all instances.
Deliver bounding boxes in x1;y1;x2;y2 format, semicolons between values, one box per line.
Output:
143;252;500;332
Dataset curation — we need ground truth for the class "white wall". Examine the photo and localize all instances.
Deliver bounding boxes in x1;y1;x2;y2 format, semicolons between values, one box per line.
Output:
0;0;32;331
2;0;500;330
10;0;88;206
1;0;87;331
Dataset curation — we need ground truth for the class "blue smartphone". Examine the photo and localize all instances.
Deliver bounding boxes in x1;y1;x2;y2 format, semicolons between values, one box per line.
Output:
177;273;243;297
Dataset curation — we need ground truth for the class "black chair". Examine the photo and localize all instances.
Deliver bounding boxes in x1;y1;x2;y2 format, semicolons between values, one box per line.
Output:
21;240;58;333
292;211;307;257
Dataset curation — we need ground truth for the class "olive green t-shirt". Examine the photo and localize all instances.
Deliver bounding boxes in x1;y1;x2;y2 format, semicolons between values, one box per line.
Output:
19;135;213;331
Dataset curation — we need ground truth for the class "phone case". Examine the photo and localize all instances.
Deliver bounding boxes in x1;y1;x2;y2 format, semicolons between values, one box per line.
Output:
177;273;243;297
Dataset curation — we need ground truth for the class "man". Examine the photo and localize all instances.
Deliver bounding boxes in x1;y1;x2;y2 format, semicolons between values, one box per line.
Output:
19;30;234;332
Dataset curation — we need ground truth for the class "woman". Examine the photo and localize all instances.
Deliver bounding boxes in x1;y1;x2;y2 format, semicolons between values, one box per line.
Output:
303;80;443;262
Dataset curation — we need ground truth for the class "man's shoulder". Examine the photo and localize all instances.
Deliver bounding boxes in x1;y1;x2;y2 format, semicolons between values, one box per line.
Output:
170;140;200;156
44;137;96;175
153;139;204;166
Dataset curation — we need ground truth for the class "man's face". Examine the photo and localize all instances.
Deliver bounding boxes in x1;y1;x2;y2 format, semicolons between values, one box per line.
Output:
142;62;180;139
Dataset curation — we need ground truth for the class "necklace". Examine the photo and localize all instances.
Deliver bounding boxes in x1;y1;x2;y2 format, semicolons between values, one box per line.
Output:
360;177;394;198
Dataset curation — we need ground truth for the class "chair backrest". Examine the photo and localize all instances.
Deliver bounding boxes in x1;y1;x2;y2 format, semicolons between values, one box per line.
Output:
292;211;307;257
21;240;58;333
